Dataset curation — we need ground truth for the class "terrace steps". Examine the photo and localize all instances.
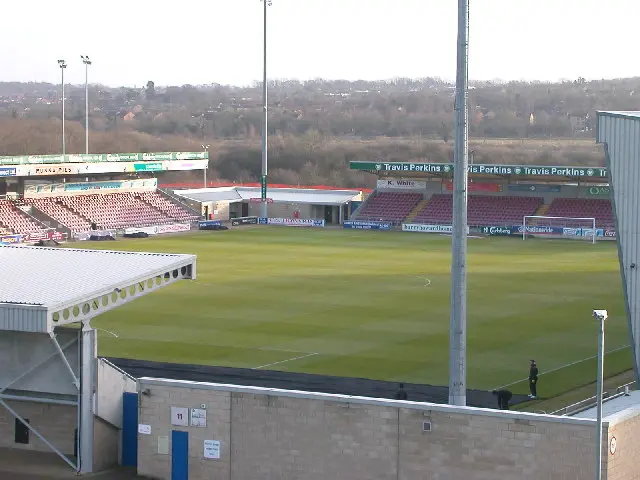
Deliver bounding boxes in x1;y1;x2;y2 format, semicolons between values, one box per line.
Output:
404;199;429;222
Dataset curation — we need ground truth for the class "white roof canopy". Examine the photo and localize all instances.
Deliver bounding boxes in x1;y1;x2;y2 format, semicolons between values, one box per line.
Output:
176;186;363;206
0;245;196;333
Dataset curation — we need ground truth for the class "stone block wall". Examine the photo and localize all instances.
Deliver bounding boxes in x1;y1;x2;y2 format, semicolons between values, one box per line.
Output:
137;379;625;480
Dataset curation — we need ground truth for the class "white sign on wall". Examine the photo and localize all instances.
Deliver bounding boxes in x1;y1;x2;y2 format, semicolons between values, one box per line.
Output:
204;440;221;459
190;408;207;427
138;424;151;435
376;178;426;190
170;406;189;426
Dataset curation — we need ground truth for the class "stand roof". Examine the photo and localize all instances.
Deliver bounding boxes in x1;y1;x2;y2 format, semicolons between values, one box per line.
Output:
0;245;196;333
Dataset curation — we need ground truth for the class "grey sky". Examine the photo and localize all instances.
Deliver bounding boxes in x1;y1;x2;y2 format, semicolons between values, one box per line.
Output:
1;0;636;87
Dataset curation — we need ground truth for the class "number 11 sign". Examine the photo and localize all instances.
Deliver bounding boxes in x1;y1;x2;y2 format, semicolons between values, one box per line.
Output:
170;406;189;426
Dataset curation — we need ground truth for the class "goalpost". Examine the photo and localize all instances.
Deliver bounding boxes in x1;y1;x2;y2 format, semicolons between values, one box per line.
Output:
522;216;597;244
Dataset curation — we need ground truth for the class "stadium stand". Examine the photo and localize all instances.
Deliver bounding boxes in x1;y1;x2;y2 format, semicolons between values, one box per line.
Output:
0;199;48;235
352;191;423;224
25;198;92;234
545;198;614;228
413;194;543;226
137;191;200;222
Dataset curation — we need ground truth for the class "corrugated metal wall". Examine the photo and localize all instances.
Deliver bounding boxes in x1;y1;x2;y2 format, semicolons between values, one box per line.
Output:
0;305;47;332
597;112;640;384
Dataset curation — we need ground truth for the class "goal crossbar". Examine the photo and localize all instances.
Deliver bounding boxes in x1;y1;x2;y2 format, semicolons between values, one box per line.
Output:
522;215;597;243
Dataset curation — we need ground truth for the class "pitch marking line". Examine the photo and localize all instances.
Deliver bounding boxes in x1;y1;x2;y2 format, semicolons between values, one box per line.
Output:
491;344;631;391
253;352;318;370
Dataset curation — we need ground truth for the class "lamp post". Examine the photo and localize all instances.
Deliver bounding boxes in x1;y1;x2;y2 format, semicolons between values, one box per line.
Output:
260;0;272;219
57;59;67;155
593;309;608;480
201;144;210;188
81;55;92;154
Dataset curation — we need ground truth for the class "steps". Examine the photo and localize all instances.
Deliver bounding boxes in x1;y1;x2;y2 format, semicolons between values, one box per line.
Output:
404;198;429;223
534;203;551;217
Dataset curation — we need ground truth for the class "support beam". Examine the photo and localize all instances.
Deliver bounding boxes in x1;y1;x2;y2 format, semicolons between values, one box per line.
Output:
50;331;79;389
78;322;95;474
0;393;77;406
0;398;77;470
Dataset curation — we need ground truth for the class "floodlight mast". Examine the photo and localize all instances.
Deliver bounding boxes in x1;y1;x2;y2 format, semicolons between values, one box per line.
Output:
81;55;92;154
260;0;272;218
449;0;470;407
57;59;67;155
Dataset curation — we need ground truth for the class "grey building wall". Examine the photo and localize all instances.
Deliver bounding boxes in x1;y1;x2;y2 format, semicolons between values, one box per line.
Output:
136;378;627;480
597;111;640;384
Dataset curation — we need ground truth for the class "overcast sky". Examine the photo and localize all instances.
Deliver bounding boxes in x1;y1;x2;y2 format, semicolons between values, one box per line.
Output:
1;0;636;88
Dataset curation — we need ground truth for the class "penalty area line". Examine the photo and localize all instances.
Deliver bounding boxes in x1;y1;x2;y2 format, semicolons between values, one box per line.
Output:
490;344;631;391
252;352;318;370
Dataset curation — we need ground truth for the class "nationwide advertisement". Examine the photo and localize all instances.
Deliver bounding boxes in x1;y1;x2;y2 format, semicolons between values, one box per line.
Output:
231;216;259;226
350;161;609;179
0;151;208;166
507;184;562;193
481;226;513;236
0;168;16;177
259;218;325;227
199;220;222;229
0;234;22;244
444;181;502;193
343;220;391;230
402;224;470;234
511;225;564;235
562;227;616;239
376;179;426;190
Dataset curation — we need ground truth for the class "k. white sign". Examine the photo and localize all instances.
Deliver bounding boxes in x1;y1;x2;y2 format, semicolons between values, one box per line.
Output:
377;179;426;190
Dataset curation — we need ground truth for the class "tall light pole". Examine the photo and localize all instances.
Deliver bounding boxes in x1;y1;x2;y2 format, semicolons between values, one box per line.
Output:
201;144;210;188
593;309;608;480
57;59;67;155
81;55;92;154
260;0;272;219
449;0;470;407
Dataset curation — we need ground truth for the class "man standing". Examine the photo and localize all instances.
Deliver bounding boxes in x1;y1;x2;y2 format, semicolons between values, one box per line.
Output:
529;360;539;399
492;389;513;410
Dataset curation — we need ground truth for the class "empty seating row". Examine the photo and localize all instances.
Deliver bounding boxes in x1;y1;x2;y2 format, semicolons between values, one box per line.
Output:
0;199;48;235
545;198;614;228
413;194;543;226
137;192;200;221
26;198;92;234
352;191;423;224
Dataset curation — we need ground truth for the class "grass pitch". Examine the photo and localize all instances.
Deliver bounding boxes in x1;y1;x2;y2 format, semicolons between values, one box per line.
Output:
87;228;631;401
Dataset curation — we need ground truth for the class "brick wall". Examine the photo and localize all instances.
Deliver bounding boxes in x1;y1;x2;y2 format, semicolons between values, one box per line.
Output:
137;379;620;480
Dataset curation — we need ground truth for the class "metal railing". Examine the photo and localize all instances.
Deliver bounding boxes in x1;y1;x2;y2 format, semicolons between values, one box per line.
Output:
551;380;636;416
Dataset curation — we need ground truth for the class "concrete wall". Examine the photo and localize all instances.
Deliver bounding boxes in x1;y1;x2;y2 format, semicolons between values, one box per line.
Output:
93;416;119;471
0;330;79;398
136;378;615;480
247;202;314;219
96;358;137;429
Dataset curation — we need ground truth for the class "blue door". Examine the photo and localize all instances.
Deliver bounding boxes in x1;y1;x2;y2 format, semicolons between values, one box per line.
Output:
121;392;138;467
171;430;189;480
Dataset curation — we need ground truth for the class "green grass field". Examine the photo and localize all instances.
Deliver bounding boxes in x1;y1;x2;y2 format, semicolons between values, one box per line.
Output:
85;228;632;404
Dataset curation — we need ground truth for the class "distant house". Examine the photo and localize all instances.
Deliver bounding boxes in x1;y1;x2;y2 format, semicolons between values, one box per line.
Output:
123;112;136;122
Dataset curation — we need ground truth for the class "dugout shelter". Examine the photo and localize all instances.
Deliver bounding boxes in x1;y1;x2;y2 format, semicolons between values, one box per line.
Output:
0;245;196;474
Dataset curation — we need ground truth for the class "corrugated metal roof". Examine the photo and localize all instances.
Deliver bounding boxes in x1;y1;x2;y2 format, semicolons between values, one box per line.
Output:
0;245;195;309
177;186;362;206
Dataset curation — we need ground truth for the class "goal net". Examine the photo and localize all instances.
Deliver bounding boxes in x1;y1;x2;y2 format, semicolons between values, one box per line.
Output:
522;216;597;243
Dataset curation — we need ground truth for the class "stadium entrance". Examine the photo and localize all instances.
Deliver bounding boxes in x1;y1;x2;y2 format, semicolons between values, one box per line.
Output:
347;161;614;240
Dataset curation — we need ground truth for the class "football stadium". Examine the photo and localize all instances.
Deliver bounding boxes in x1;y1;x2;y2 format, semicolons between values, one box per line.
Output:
1;112;640;479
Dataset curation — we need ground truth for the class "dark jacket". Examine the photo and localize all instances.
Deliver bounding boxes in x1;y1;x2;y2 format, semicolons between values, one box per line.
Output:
529;365;539;380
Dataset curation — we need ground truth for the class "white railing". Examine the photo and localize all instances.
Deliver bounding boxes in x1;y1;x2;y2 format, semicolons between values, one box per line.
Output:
551;380;636;416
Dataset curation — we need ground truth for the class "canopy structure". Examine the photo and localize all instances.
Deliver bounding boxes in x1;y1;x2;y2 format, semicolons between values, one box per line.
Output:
176;186;363;206
0;245;196;333
0;244;196;474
